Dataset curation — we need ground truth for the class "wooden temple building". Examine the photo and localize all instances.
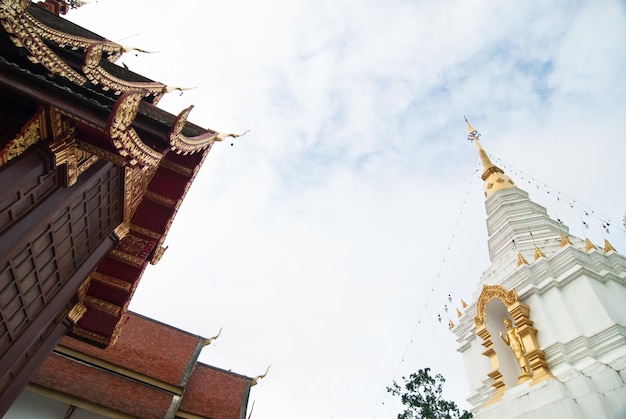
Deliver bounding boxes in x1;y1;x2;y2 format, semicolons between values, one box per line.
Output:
0;0;253;416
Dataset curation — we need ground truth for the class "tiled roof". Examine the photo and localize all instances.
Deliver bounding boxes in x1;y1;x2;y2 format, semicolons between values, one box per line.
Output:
62;312;202;387
32;353;174;418
179;363;252;419
33;313;252;418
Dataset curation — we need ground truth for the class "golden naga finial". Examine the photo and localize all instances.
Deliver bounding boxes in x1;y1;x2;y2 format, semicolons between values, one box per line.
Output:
252;365;271;386
120;46;155;54
163;85;196;94
215;129;251;143
203;326;223;347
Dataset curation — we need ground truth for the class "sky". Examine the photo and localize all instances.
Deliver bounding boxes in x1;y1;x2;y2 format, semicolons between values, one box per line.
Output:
66;1;626;418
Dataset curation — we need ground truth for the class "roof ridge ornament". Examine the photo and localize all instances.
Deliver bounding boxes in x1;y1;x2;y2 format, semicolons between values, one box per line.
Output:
251;365;271;386
108;91;163;168
169;105;249;154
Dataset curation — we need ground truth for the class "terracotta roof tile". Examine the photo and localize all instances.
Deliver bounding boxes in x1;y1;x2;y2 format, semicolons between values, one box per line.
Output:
179;363;251;419
62;312;202;386
32;353;173;418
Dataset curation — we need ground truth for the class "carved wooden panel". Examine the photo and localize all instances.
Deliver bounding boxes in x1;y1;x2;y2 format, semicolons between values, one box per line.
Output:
0;149;58;236
0;163;123;356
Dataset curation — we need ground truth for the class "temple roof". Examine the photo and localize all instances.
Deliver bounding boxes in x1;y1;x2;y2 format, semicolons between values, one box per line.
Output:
0;1;241;347
31;312;252;418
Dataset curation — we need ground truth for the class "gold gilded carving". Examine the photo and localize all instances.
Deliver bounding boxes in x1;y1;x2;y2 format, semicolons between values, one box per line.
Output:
604;239;616;253
251;365;271;386
109;249;144;268
83;43;168;97
85;296;121;317
71;326;109;346
109;318;126;346
168;106;248;155
160;158;193;177
124;166;157;220
114;222;130;240
118;235;149;256
474;285;518;328
144;190;176;208
0;3;87;85
49;132;99;187
150;245;168;265
130;224;161;240
76;141;125;166
517;252;529;266
474;285;553;404
68;303;87;323
560;233;572;247
108;92;163;169
585;238;598;252
90;271;132;292
500;317;532;384
1;2;175;95
0;110;44;166
534;247;546;260
168;105;219;155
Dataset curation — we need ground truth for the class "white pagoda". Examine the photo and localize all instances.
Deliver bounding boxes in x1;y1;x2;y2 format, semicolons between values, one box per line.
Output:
452;121;626;419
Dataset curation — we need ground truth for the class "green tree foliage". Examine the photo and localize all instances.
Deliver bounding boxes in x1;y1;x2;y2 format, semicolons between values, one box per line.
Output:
387;368;473;419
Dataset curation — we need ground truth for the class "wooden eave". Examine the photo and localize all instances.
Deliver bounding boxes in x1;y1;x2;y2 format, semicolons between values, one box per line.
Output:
1;2;226;347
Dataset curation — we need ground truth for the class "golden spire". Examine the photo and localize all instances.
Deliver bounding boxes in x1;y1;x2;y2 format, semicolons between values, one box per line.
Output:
456;308;463;318
560;233;572;247
604;239;615;253
517;252;529;266
465;117;515;199
534;246;546;260
585;238;598;252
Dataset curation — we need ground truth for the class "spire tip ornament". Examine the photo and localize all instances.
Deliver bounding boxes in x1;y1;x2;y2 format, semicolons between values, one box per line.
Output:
464;118;515;199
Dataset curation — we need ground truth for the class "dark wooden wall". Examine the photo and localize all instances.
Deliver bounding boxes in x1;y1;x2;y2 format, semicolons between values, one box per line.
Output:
0;148;124;413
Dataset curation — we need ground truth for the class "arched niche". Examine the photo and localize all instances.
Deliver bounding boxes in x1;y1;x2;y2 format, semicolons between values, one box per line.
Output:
474;284;553;406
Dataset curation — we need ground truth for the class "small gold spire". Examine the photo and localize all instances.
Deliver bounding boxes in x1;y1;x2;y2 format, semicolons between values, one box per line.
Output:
585;238;598;252
461;298;468;309
560;233;572;247
456;308;463;318
517;252;529;266
449;319;455;329
465;118;515;199
604;239;616;253
534;246;546;260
